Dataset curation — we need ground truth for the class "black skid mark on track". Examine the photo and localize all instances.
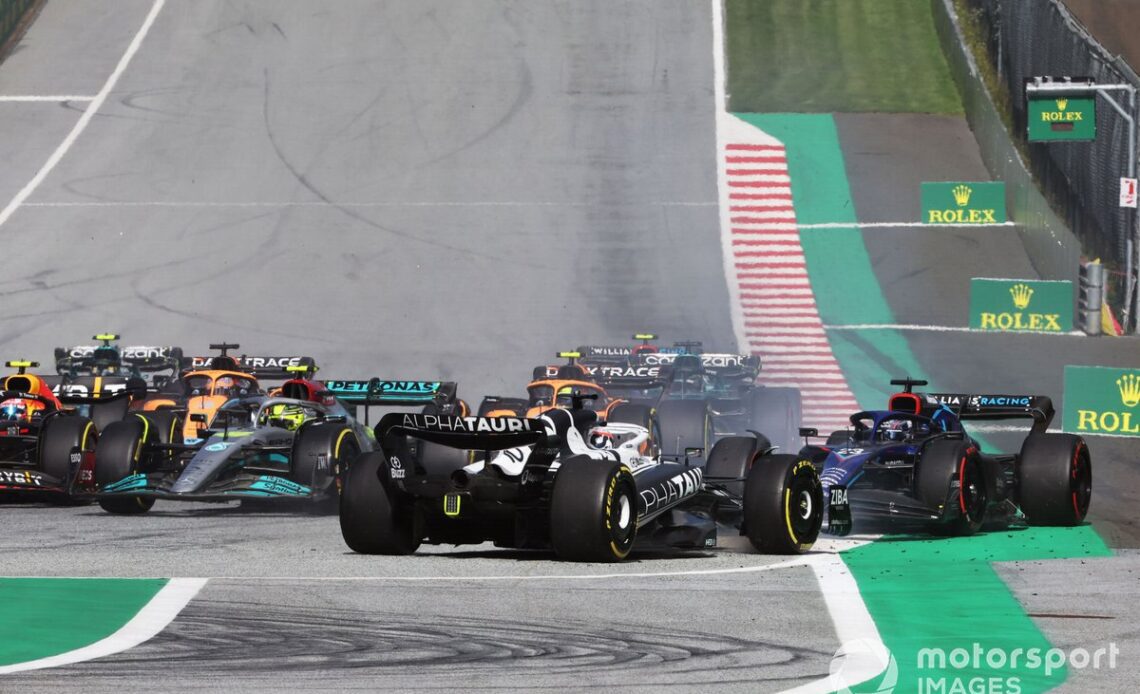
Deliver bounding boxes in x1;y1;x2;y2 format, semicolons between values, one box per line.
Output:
259;68;513;266
95;600;826;685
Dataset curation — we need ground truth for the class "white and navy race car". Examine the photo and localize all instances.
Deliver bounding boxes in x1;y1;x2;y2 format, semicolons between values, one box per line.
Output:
340;396;823;562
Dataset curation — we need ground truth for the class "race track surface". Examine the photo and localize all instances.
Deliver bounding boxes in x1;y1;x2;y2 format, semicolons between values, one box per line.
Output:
0;2;838;691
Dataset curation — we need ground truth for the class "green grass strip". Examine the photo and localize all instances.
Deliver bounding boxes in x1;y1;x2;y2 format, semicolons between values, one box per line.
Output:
725;0;963;114
844;527;1111;693
0;578;167;666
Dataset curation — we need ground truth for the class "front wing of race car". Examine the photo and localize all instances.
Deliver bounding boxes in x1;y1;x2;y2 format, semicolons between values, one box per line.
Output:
99;471;314;500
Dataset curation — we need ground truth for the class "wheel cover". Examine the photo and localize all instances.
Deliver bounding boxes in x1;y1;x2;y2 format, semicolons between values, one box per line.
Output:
607;479;636;554
787;473;821;539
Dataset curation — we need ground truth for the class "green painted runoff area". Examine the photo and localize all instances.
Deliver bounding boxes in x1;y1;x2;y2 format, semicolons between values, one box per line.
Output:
844;527;1111;693
724;0;962;114
0;578;166;666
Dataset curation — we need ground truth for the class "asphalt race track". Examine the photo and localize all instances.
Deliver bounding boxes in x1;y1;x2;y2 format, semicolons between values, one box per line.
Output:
2;1;1138;692
0;2;844;692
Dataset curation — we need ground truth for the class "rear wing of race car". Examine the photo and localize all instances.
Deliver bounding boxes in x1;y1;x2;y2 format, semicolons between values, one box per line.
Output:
376;412;550;455
324;380;460;421
183;351;317;381
925;393;1055;433
638;352;761;382
54;343;183;378
573;345;635;366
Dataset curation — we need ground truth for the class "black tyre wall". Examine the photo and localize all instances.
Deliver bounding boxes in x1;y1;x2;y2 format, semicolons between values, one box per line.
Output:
1018;433;1091;526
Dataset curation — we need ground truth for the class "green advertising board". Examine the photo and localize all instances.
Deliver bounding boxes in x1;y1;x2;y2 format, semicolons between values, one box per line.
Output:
969;278;1072;332
1027;96;1096;142
921;182;1006;224
1063;365;1140;436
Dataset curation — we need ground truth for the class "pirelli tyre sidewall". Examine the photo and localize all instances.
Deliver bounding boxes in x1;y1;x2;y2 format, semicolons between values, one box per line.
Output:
655;399;712;457
39;415;97;493
550;457;637;562
1017;433;1092;527
743;453;823;554
340;451;420;555
292;422;359;500
917;439;986;536
95;417;155;514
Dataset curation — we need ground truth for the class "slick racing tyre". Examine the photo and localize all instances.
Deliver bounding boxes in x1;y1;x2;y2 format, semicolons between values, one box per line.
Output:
292;422;360;510
550;457;637;562
340;452;420;555
1017;433;1091;526
656;399;712;457
742;454;823;554
39;415;97;496
705;435;770;498
917;439;986;536
749;387;803;456
95;418;155;514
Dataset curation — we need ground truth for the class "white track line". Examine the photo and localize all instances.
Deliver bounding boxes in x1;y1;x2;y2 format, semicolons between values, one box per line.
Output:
0;95;95;102
0;0;166;230
0;577;206;674
824;323;1086;336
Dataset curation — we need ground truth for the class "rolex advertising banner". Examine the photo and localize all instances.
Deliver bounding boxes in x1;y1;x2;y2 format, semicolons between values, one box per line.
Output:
921;182;1007;224
969;278;1073;332
1064;366;1140;436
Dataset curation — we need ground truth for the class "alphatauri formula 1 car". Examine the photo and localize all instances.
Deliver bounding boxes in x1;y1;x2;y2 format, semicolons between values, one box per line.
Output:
339;397;824;562
804;378;1092;536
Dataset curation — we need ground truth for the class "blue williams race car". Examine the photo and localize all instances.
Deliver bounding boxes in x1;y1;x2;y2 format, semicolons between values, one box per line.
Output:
803;379;1092;536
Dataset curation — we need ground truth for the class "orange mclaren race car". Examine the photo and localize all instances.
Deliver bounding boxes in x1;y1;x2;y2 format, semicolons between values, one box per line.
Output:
138;343;316;442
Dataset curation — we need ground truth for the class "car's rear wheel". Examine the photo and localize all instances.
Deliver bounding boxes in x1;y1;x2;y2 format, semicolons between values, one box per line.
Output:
704;435;768;498
95;418;155;514
39;415;97;496
742;453;823;553
749;387;803;455
340;452;420;554
1018;433;1091;526
550;457;637;562
656;399;712;457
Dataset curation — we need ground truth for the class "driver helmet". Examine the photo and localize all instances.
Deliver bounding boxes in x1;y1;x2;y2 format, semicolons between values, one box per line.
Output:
882;419;911;442
0;398;29;423
588;429;617;449
556;386;575;405
262;403;307;431
214;376;236;394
